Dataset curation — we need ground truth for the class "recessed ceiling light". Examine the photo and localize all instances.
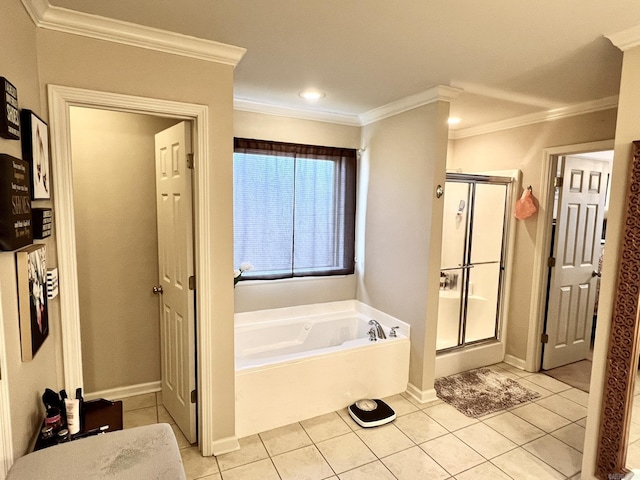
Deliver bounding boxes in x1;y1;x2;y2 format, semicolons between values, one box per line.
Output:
299;90;325;102
447;117;461;125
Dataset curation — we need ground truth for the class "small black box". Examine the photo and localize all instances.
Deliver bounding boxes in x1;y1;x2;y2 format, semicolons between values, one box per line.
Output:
32;208;52;239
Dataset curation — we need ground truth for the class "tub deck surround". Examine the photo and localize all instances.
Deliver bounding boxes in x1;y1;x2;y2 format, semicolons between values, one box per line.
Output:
234;300;410;438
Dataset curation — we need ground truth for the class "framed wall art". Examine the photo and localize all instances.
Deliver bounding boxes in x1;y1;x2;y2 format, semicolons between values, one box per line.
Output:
21;109;50;200
16;244;49;361
0;77;19;139
0;153;32;250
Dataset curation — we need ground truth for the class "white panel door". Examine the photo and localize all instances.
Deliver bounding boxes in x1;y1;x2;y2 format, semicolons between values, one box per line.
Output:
543;155;608;370
155;122;196;443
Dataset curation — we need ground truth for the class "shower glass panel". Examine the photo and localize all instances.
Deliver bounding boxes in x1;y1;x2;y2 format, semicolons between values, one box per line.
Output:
437;174;510;352
437;181;469;350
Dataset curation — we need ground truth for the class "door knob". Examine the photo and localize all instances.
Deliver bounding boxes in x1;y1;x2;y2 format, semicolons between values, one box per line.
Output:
152;285;164;294
592;271;601;278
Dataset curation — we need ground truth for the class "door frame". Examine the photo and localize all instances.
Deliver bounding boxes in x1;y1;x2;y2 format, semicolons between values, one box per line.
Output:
526;139;614;372
48;85;226;455
0;281;14;478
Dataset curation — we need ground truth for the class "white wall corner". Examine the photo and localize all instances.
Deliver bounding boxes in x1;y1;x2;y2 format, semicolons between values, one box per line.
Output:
359;85;463;126
210;436;240;456
20;0;246;66
406;384;438;404
20;0;49;25
605;25;640;52
503;354;526;371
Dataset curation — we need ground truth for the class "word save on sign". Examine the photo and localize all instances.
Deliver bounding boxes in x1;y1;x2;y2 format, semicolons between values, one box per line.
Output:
0;77;19;140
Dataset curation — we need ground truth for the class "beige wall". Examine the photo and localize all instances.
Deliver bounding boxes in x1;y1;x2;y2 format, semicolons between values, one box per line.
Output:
0;0;63;458
583;46;640;479
449;109;617;362
70;108;178;393
358;102;450;392
233;110;361;312
33;29;237;447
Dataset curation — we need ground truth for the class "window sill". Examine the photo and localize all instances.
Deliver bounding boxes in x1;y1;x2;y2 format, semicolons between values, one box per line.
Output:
234;274;353;287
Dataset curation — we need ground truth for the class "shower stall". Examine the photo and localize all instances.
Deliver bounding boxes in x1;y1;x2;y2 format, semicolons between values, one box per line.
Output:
437;173;512;352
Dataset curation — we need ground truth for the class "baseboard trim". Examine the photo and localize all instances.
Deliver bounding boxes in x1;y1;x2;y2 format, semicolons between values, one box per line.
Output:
210;436;240;456
503;354;528;371
406;384;438;404
85;381;161;401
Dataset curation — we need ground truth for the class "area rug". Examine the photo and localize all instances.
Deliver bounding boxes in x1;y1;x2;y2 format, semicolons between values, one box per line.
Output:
434;367;540;417
543;360;592;393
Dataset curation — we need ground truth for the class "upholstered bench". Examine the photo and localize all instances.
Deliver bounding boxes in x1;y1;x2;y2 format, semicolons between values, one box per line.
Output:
7;423;186;479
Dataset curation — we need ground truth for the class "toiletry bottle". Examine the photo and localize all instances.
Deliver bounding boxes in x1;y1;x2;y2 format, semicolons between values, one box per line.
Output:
65;398;80;435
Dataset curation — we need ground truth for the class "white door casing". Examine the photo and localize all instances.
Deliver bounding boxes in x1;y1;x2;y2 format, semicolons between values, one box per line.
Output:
48;85;234;456
0;281;14;479
543;155;608;370
155;122;197;443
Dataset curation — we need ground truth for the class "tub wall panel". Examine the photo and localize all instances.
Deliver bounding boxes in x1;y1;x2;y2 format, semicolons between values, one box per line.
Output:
235;339;410;437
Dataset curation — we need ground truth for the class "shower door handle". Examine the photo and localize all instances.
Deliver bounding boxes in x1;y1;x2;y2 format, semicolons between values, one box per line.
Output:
441;265;475;272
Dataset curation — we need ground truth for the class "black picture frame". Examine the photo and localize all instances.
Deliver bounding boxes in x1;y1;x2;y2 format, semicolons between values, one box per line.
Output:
16;244;49;361
21;109;50;200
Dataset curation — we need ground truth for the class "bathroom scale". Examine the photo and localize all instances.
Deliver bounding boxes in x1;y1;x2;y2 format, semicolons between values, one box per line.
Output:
348;399;396;427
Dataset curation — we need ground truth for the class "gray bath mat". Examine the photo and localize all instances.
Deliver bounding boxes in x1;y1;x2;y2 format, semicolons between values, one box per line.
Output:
435;367;540;418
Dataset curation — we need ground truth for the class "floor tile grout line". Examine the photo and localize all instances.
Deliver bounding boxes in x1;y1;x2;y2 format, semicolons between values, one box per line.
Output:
451;423;520;460
519;435;581;479
413;438;473;478
257;428;284;479
486;456;519;480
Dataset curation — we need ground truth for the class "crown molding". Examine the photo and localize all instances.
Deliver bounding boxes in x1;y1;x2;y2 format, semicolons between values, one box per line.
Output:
234;99;362;126
359;85;463;126
606;25;640;52
21;0;246;66
450;95;619;140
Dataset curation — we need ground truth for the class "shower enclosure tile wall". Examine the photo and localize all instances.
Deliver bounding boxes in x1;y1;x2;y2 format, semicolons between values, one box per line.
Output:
437;174;511;352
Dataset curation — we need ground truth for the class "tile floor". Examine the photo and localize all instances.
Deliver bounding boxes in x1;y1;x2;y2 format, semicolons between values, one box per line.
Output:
121;363;588;480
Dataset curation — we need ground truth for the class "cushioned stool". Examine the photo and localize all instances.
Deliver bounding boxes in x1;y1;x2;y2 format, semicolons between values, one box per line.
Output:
7;423;186;479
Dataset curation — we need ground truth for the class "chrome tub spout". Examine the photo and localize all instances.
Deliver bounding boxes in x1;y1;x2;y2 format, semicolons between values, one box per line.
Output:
368;319;386;339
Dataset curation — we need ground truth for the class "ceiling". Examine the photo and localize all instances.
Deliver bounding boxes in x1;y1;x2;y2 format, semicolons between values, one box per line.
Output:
45;0;640;132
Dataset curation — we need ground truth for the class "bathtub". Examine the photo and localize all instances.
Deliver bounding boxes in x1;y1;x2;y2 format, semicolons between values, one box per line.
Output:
234;300;410;437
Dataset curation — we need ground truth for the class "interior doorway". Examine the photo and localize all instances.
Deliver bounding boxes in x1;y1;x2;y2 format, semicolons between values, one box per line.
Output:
70;107;178;398
539;149;613;389
526;140;614;375
47;85;226;456
69;109;197;442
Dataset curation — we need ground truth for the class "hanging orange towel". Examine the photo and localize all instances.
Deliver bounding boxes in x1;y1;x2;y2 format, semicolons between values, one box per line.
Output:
515;188;537;220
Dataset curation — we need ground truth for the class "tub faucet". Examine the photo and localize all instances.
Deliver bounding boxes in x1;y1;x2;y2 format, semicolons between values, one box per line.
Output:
367;327;378;341
369;319;386;339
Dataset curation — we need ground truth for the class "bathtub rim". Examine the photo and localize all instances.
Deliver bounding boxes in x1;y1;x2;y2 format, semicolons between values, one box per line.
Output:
234;299;410;338
234;300;411;371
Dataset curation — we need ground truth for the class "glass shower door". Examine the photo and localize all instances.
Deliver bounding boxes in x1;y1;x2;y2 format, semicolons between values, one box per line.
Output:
464;183;507;343
437;181;469;350
437;175;510;352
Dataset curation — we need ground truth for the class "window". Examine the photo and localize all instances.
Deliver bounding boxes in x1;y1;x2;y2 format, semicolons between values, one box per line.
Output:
234;138;357;280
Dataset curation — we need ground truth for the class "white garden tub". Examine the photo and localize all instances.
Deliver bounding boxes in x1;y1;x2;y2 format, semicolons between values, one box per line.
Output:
234;300;410;437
